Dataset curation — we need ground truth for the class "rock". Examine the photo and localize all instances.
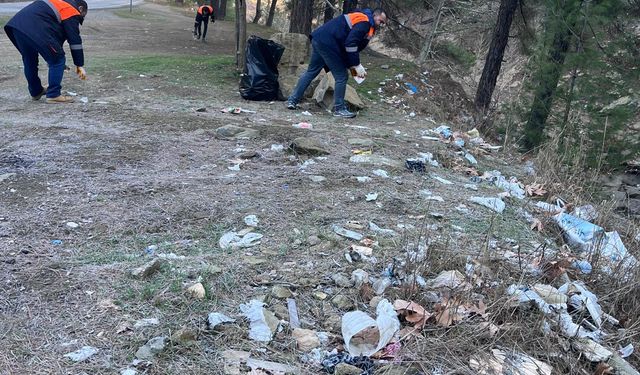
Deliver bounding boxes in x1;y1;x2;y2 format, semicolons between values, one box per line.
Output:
215;125;260;140
335;363;362;375
130;259;163;279
332;224;363;241
269;33;309;74
120;369;137;375
313;291;328;300
602;96;632;111
628;198;640;215
374;365;419;375
290;137;329;156
313;73;365;110
307;235;321;246
170;328;197;344
271;285;293;299
380;64;390;69
135;336;166;360
370;296;383;309
134;318;159;329
0;173;16;183
348;138;374;147
186;283;206;299
292;328;320;351
331;295;353;310
351;269;369;287
332;273;354;288
239;151;259;159
273;304;289;320
349;154;403;168
64;346;98;362
324;314;342;333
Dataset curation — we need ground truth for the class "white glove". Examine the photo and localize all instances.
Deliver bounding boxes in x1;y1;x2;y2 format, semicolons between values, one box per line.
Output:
76;66;87;80
353;64;366;78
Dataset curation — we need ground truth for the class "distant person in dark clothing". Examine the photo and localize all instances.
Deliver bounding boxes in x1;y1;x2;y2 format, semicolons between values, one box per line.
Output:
193;5;215;42
3;0;88;103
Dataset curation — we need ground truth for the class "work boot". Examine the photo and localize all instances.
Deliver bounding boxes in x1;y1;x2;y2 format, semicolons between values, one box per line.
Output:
31;87;47;101
46;95;74;104
333;108;356;118
286;100;298;110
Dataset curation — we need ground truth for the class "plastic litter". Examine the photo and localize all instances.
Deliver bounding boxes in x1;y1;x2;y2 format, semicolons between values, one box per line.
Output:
221;106;256;114
619;344;634;358
239;300;279;342
293;122;313;129
404;82;418;94
470;348;552;375
207;312;236;329
239;36;285;101
332;224;364;241
372;169;389;178
432;125;452;139
572;204;598;222
369;222;398;237
432;175;453;185
244;215;259;227
321;352;374;375
64;346;98;362
405;159;426;173
219;231;263;250
341;299;400;357
469;197;505;214
365;192;378;202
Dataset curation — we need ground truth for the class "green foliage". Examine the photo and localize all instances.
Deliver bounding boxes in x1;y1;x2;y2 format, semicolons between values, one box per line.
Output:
517;0;639;168
0;16;10;27
436;41;476;70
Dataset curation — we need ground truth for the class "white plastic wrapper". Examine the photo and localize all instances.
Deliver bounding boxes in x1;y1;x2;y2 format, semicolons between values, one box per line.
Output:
341;299;400;357
240;300;274;342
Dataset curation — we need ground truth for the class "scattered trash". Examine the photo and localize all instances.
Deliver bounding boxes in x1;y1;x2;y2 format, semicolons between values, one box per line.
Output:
365;192;378;202
293;122;313;129
372;277;392;295
221;106;256;114
51;239;63;246
239;300;279;342
223;350;300;374
341;299;400;356
470;348;552;375
464;183;478;191
271;144;285;152
405;158;426;173
287;298;300;329
432;175;453;185
219;231;263;250
469;197;505;214
573;204;598;221
301;111;313;116
80;97;88;104
372;169;389;178
332;224;364;241
244;214;259;227
619;343;634;358
356;176;372;183
351;244;373;257
64;346;98;362
394;299;430;328
66;221;79;229
369;222;398;237
322;352;374;375
207;312;235;329
426;270;470;290
464;153;478;165
404;82;418;94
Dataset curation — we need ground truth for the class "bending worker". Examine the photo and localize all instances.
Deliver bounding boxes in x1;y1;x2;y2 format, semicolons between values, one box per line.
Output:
193;4;215;42
287;8;387;118
4;0;88;104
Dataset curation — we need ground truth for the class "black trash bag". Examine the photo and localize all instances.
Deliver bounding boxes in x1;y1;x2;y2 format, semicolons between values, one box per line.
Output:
239;36;285;101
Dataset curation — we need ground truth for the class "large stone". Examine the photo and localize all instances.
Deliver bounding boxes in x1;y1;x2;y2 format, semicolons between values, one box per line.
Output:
269;33;310;75
135;336;166;360
349;154;402;168
313;73;365;110
290;137;329;156
130;259;163;279
628;198;640;215
335;363;362;375
292;328;320;351
215;125;260;140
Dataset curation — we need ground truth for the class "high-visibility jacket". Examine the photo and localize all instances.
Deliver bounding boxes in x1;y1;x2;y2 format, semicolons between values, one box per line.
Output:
311;9;376;68
4;0;85;66
195;5;215;22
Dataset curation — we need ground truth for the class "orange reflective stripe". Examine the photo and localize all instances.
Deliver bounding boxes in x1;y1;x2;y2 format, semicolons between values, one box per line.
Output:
46;0;80;21
346;12;375;39
198;5;213;14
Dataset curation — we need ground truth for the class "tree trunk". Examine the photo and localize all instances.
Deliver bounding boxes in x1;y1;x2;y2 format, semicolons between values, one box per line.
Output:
266;0;277;26
417;0;444;64
217;0;227;20
474;0;519;112
342;0;356;14
252;0;261;23
523;0;583;150
235;0;247;71
324;0;334;23
289;0;313;35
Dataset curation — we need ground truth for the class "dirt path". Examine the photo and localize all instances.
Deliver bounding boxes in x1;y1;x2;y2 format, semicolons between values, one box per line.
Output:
4;3;630;375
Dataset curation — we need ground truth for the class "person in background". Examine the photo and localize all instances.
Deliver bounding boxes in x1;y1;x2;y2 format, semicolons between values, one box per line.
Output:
193;4;215;42
286;8;387;118
3;0;88;104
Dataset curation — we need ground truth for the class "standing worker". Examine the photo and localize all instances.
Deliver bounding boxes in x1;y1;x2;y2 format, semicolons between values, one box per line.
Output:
287;8;387;118
193;4;215;42
3;0;88;104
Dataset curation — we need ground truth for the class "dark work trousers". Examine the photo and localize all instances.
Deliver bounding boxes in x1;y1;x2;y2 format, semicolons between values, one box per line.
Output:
10;28;66;98
194;14;210;40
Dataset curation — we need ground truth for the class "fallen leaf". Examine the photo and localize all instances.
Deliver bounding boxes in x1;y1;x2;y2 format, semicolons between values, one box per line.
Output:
530;218;544;232
393;299;431;328
115;321;133;334
525;183;547;197
594;362;614;375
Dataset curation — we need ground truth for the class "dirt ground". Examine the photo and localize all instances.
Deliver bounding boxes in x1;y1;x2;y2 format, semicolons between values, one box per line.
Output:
1;3;638;375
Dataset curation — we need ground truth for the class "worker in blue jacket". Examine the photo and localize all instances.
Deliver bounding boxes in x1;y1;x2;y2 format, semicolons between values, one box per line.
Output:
4;0;88;104
287;8;387;118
